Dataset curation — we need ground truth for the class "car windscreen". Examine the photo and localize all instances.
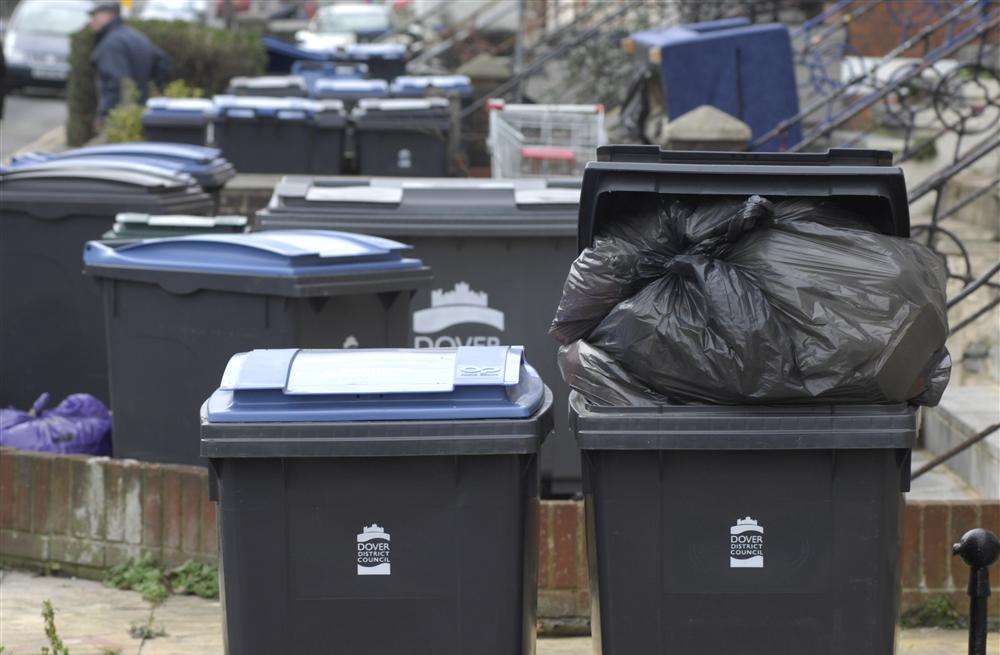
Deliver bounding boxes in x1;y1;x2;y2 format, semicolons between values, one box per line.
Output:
13;0;91;35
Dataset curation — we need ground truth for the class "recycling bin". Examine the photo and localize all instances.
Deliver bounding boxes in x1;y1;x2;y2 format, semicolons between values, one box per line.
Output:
101;212;247;241
332;43;407;80
142;98;214;145
312;78;388;110
574;146;915;654
389;75;473;100
84;230;431;466
352;98;452;176
227;75;309;98
212;96;346;174
253;176;583;494
293;60;369;95
7;143;236;193
262;35;331;74
0;162;212;407
201;345;551;654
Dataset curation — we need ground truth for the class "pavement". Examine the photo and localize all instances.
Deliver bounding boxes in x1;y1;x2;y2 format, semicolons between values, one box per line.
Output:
0;92;67;160
1;569;994;655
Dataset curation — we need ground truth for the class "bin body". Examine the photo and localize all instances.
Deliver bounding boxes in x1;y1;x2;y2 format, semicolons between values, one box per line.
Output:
202;346;551;654
253;177;584;494
212;96;346;174
84;230;431;466
333;43;407;80
575;396;914;654
352;98;451;176
0;166;212;408
142;98;214;145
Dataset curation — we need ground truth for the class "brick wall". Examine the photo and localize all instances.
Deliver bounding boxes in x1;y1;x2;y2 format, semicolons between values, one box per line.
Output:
2;448;997;625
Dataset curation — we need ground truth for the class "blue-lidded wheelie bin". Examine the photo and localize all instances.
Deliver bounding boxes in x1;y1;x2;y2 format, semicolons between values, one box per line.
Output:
202;346;551;654
142;98;215;145
84;230;431;466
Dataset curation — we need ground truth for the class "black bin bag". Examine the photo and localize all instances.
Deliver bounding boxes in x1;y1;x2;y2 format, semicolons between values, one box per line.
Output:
553;178;950;406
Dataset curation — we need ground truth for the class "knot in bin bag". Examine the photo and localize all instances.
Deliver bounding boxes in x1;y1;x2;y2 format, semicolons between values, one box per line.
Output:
551;195;951;406
0;393;112;455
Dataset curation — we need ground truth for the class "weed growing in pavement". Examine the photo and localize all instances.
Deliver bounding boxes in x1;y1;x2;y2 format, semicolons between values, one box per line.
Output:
900;595;965;629
104;554;219;604
128;621;167;640
40;600;69;655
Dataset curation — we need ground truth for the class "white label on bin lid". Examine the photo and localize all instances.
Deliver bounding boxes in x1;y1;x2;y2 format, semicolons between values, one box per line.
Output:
146;216;218;228
285;350;457;395
730;517;764;568
305;186;403;204
257;232;376;258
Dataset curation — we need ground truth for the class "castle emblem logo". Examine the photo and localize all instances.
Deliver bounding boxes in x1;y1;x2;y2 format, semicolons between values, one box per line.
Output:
412;282;506;334
357;523;391;576
730;517;764;568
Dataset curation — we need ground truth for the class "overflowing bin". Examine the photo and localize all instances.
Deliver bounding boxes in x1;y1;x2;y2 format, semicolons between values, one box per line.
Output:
253;176;584;494
84;230;431;466
212;96;347;174
201;345;551;654
570;147;923;654
0;163;212;407
352;98;452;176
141;98;214;145
227;75;309;98
101;212;247;241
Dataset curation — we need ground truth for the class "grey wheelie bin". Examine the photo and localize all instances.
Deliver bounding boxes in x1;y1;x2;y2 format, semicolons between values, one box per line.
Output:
84;230;431;466
574;146;918;654
352;98;451;176
0;163;212;408
142;98;214;145
252;176;583;494
212;96;347;174
202;345;551;655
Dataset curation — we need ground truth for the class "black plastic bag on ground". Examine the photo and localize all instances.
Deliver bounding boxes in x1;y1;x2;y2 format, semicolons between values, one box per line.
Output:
554;195;950;406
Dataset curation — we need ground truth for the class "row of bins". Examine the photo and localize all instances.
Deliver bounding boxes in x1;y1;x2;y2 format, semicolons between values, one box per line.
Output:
144;96;452;176
225;74;472;104
2;148;915;654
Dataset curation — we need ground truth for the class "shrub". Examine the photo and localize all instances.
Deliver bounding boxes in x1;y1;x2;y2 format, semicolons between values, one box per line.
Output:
67;20;265;146
103;79;144;143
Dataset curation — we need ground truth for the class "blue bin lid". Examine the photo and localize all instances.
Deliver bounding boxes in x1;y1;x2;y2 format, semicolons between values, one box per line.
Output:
262;35;331;61
390;75;472;97
145;97;215;114
83;229;422;278
313;78;389;98
291;60;367;78
10;142;223;166
212;94;345;117
204;346;545;423
3;156;197;184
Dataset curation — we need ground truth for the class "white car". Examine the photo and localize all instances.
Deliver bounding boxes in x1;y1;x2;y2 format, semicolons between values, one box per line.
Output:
298;3;392;46
137;0;209;23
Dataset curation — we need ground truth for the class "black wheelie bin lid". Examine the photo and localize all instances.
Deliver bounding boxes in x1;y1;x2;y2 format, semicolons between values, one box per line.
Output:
351;98;451;130
6;144;235;191
254;176;582;237
201;345;553;458
577;146;911;250
227;75;310;98
1;163;213;219
102;213;248;240
82;229;432;297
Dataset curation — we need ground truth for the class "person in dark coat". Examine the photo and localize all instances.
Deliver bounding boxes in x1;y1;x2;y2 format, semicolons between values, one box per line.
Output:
88;1;170;126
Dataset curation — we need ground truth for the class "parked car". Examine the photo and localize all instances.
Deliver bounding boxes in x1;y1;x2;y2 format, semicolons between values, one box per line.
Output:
3;0;93;90
301;3;392;44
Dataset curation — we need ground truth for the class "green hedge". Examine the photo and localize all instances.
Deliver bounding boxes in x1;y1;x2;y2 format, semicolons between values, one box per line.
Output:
66;20;266;146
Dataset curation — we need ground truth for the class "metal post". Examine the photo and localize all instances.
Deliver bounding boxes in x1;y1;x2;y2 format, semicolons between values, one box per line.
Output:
513;0;526;102
953;528;1000;655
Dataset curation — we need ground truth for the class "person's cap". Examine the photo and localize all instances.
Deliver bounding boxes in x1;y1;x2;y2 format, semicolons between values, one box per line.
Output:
89;2;121;15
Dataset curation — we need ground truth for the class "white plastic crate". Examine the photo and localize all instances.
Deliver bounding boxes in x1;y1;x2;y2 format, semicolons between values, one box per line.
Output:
488;100;606;178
